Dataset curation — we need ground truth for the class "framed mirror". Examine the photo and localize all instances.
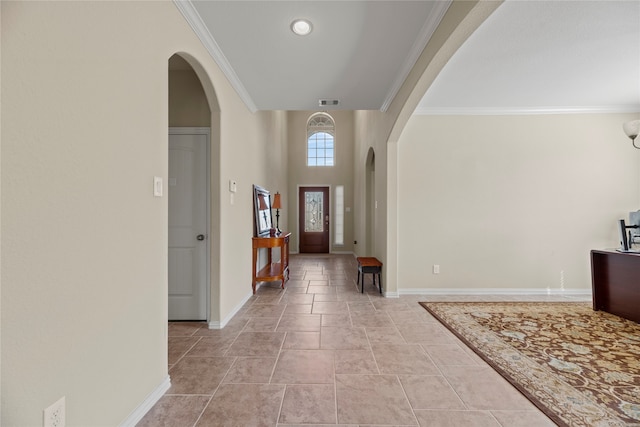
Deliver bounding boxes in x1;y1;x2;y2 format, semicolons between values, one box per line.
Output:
253;184;273;237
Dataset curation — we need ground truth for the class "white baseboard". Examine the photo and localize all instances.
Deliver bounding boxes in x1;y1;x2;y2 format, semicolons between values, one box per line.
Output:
383;291;399;298
398;287;592;297
208;291;254;329
120;375;171;427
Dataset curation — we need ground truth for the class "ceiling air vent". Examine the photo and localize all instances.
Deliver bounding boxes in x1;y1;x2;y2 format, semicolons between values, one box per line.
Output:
319;99;339;107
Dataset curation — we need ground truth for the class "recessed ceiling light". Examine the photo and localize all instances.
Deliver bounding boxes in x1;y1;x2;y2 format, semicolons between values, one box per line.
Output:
291;19;312;36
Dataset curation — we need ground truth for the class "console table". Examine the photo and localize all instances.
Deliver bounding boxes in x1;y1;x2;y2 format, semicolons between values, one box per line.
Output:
252;232;290;294
591;249;640;323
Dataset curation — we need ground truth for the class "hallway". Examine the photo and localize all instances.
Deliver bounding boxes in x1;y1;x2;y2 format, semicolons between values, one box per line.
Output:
138;254;558;426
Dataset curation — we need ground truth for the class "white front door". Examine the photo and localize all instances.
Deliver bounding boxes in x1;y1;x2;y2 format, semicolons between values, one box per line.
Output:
168;129;209;320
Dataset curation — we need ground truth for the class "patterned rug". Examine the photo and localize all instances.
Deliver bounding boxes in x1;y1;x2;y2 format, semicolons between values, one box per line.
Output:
420;302;640;427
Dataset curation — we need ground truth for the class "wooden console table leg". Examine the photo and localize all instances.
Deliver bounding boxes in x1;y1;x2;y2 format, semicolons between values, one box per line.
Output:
252;247;258;295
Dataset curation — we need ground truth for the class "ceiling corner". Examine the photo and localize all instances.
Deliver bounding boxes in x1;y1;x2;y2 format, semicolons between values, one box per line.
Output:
172;0;258;113
379;1;452;112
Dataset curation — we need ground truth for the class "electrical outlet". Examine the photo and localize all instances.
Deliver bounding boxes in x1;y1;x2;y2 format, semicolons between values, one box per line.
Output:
433;264;440;274
44;396;65;427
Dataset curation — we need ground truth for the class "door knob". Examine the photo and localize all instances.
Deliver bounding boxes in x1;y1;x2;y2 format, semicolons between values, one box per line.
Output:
197;234;206;241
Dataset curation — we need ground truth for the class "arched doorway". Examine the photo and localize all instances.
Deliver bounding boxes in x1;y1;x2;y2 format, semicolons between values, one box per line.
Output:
167;53;221;325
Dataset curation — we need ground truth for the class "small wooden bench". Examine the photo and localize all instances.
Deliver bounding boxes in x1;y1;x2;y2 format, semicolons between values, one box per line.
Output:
356;257;383;294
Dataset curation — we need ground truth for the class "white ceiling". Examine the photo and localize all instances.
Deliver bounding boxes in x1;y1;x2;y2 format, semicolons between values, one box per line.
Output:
175;0;450;111
175;0;640;114
417;0;640;115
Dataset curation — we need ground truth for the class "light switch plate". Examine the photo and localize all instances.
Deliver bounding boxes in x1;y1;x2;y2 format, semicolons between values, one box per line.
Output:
229;180;237;193
153;176;163;197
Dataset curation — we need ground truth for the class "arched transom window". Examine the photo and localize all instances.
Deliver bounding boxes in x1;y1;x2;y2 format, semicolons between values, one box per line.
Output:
307;113;335;166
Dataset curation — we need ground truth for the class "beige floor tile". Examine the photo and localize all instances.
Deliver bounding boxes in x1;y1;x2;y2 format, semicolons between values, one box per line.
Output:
283;331;320;349
168;336;201;365
185;335;236;357
281;293;315;304
243;317;280;332
277;425;356;427
137;395;210;427
193;321;246;337
306;275;329;281
222;357;276;384
491;410;557;426
279;384;336;424
334;349;379;374
168;356;235;394
387;310;428;324
371;300;413;312
284;286;309;293
320;326;369;350
422;343;480;366
312;301;349;314
399;375;466;409
347;301;376;313
371;343;439;375
314;293;340;302
336;291;370;301
350;311;393;328
243;303;286;318
365;327;406;344
196;383;284;427
150;256;565;426
168;322;206;337
308;285;337;294
225;331;285;357
440;365;538;410
253;294;284;305
271;350;334;384
335;374;416;425
398;323;457;344
276;314;321;332
284;304;313;314
413;409;501;426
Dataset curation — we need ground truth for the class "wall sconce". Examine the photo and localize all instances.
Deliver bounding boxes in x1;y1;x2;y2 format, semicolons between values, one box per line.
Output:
272;192;282;233
623;119;640;149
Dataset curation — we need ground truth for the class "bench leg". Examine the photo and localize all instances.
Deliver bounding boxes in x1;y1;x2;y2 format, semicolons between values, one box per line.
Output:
378;272;383;294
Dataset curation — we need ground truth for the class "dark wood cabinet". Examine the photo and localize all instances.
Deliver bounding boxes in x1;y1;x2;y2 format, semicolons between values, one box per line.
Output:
591;249;640;323
252;232;290;294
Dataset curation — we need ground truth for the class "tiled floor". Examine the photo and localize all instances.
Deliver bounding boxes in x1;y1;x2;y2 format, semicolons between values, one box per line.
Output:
139;254;581;426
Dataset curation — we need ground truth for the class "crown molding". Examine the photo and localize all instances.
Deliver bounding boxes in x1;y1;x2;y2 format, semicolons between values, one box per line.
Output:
413;105;640;116
380;1;451;112
173;0;258;113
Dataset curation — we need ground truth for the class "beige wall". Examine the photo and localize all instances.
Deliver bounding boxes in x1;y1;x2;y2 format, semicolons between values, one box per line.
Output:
352;1;497;295
169;68;211;127
397;113;640;293
1;1;287;425
287;110;355;253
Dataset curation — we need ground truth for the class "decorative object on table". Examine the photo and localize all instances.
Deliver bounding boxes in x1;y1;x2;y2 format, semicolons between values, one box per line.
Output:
622;119;640;149
420;301;640;427
253;185;272;237
272;192;282;234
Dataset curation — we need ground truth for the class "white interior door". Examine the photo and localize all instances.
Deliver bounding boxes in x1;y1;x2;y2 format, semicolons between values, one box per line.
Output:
168;130;209;320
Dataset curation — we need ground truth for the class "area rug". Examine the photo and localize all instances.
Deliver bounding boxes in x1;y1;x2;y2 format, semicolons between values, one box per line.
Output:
420;302;640;427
